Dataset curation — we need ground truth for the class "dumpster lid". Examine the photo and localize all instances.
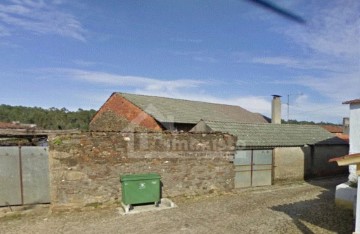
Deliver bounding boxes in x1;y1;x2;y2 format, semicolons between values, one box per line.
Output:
120;173;161;181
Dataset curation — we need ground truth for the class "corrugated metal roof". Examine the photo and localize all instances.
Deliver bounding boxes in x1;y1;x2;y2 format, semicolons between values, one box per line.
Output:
118;92;269;124
201;120;347;148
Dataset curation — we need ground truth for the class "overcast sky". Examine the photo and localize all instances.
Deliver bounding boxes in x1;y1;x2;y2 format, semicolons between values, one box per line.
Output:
0;0;359;123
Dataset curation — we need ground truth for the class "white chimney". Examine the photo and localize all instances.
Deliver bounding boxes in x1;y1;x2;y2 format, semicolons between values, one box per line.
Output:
271;95;282;124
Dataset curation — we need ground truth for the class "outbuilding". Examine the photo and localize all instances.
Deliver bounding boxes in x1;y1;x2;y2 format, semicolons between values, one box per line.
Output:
191;120;348;187
89;92;269;132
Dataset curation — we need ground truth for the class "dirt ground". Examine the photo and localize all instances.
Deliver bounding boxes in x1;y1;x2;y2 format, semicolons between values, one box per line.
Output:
0;176;354;234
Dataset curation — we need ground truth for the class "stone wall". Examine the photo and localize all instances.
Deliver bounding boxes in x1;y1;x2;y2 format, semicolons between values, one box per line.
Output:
48;132;236;208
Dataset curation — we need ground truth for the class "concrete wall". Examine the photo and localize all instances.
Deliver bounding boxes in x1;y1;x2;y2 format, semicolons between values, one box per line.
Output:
48;132;236;208
274;145;348;182
274;147;307;182
311;145;349;177
350;103;360;154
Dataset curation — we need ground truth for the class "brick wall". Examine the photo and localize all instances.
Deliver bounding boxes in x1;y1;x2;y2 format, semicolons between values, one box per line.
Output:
89;93;163;131
48;132;236;208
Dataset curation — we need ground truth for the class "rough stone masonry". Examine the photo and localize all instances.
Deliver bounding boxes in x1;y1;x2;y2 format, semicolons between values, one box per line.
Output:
48;131;236;208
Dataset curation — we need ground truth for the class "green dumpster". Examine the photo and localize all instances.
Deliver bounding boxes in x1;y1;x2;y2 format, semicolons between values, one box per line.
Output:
120;173;161;206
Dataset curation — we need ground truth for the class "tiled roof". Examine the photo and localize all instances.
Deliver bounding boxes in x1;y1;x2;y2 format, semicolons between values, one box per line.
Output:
118;93;269;124
343;99;360;104
0;122;18;129
199;120;347;148
335;133;349;143
321;125;343;133
0;122;36;129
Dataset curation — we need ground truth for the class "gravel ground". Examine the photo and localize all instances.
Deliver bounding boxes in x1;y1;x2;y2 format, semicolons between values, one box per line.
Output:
0;176;354;234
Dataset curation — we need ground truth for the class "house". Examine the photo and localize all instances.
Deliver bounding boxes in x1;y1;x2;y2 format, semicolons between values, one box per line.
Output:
89;92;269;131
341;99;360;183
330;98;360;234
0;121;37;129
91;92;348;188
189;95;348;187
321;123;349;143
190;120;348;187
321;125;343;134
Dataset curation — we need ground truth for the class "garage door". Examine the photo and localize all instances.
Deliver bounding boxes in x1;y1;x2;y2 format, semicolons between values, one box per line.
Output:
234;149;273;188
0;146;50;206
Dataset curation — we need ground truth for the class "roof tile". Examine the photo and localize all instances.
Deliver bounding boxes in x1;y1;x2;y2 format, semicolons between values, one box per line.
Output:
118;92;269;124
343;99;360;104
199;121;347;148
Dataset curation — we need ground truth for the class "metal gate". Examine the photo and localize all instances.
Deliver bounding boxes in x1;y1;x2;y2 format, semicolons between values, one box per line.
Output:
0;146;50;206
234;149;273;188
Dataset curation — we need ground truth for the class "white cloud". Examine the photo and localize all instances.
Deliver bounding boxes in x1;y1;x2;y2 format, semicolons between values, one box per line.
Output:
290;1;360;59
35;67;274;117
193;56;218;63
285;1;360;66
294;73;360;103
42;68;205;92
171;38;203;43
252;56;299;66
0;24;10;36
253;1;360;106
72;59;98;67
35;67;350;123
170;50;219;63
0;0;85;41
250;56;345;72
252;1;360;73
284;94;349;123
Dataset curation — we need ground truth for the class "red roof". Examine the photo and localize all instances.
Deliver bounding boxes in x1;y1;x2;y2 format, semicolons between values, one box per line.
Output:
343;99;360;104
0;122;36;129
0;122;19;129
321;125;343;133
335;133;349;143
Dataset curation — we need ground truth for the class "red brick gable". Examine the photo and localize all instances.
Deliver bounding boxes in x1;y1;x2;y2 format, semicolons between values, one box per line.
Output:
90;93;163;131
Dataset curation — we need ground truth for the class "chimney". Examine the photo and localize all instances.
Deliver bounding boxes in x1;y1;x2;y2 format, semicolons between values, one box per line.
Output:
343;117;349;134
271;95;282;124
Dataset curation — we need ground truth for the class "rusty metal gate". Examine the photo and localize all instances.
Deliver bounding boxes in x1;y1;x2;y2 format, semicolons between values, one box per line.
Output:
234;149;273;188
0;146;50;206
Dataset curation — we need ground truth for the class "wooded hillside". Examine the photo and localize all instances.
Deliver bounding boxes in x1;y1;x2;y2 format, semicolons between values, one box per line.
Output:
0;104;338;131
0;105;96;130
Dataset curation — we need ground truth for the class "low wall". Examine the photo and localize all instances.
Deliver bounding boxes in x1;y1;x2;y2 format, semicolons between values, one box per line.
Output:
48;132;236;208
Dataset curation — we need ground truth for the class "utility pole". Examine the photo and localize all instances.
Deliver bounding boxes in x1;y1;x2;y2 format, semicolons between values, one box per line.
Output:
287;94;290;122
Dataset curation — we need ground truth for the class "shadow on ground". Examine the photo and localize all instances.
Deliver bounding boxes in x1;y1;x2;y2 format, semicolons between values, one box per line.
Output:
271;177;354;234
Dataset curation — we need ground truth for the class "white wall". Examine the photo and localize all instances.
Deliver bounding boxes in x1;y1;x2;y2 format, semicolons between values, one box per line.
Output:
350;103;360;154
348;103;360;183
